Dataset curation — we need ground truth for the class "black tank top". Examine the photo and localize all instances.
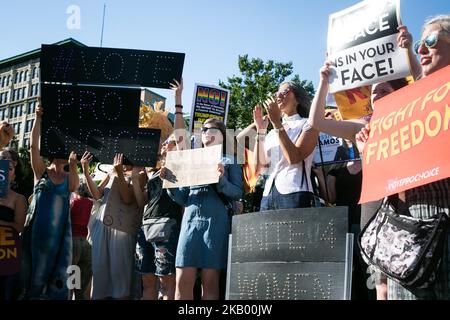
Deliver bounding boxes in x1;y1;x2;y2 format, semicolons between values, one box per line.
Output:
0;204;15;222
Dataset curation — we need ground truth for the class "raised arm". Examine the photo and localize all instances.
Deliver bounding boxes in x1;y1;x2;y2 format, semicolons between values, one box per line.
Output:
398;25;422;80
68;151;79;193
252;105;270;175
170;79;189;150
0;121;14;149
81;151;105;201
113;153;135;205
30;105;47;183
264;97;319;165
131;167;148;211
307;62;366;142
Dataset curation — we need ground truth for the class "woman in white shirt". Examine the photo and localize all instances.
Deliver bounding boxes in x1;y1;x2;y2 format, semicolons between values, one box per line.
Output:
253;82;319;211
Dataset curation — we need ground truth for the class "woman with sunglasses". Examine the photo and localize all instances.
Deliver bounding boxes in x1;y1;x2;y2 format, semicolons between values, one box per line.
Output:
253;82;319;211
309;27;414;299
356;15;450;300
163;96;242;299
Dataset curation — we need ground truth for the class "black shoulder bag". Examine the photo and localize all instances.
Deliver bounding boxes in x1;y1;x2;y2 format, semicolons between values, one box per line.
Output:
358;198;449;290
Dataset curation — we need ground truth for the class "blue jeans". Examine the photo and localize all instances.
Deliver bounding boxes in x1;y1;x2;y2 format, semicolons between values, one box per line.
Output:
260;184;314;211
135;225;179;276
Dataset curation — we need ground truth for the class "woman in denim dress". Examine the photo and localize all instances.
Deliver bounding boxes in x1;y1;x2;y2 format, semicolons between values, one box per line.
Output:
162;118;242;300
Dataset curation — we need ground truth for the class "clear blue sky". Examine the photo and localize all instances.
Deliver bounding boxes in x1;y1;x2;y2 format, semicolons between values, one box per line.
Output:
1;0;448;116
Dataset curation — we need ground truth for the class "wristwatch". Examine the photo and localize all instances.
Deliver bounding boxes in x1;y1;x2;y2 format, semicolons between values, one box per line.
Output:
273;125;285;134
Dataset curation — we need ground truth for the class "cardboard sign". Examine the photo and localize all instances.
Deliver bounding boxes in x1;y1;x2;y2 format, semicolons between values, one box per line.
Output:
327;0;410;93
333;86;373;120
40;45;185;89
227;207;351;300
189;84;230;133
0;225;21;276
41;84;161;166
162;145;222;189
359;65;450;203
103;177;142;235
0;160;9;198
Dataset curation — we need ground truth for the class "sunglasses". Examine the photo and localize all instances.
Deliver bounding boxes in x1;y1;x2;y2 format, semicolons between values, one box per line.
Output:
201;127;220;134
275;87;290;97
414;31;440;54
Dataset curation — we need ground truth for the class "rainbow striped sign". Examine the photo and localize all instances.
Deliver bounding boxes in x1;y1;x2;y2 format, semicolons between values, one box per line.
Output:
189;84;230;133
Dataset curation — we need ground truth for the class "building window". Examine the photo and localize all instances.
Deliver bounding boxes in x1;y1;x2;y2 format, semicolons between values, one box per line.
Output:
27;101;36;114
24;70;28;82
30;84;38;97
0;108;6;120
7;75;11;86
23;138;30;149
26;119;34;132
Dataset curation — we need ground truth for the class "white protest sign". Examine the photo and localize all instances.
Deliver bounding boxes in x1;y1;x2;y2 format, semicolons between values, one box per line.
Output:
314;133;361;165
313;133;343;165
162;144;222;188
327;0;410;93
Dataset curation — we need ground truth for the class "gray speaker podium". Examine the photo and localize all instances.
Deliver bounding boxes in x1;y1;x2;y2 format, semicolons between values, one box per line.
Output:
226;206;353;300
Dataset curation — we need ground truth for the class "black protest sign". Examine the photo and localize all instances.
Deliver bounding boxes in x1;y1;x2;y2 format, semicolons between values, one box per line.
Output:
228;262;347;300
227;207;351;300
327;0;409;93
40;45;185;89
41;84;160;166
41;124;160;167
0;225;21;276
41;84;140;126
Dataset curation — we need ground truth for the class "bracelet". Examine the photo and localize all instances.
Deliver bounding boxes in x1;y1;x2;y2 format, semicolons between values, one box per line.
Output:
175;111;183;115
175;104;183;109
257;129;267;134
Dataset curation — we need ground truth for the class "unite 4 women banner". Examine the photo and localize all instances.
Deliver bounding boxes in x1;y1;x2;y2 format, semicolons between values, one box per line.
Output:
327;0;410;93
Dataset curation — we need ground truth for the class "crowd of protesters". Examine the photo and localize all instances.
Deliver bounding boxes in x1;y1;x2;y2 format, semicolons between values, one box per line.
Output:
0;14;450;300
